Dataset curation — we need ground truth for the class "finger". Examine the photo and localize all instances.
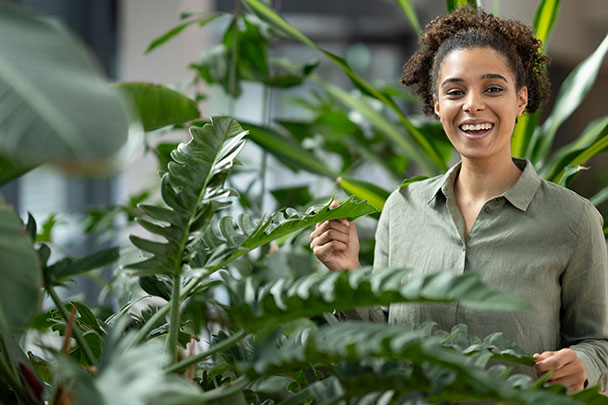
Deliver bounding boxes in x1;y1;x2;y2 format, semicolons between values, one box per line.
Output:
312;241;347;259
310;219;349;240
547;374;585;392
310;229;350;249
330;201;340;209
534;350;572;372
547;362;582;381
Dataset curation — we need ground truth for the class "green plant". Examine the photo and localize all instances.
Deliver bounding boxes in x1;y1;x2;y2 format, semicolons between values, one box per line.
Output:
1;0;608;404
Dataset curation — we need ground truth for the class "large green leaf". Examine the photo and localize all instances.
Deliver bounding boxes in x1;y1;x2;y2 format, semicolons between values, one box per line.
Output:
113;83;200;131
337;176;390;211
511;111;540;159
0;154;35;187
241;0;446;173
240;122;337;178
225;266;528;332
531;33;608;163
392;0;421;34
0;197;42;333
533;0;561;51
45;246;120;285
189;196;377;271
0;2;129;163
128;116;248;276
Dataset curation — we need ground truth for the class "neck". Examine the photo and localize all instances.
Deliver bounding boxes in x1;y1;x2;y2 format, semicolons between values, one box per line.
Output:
455;153;522;203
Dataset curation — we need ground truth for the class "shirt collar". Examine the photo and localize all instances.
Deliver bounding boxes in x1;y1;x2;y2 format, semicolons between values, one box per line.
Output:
426;158;541;212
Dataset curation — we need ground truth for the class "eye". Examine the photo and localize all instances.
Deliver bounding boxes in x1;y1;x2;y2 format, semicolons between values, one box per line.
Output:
446;89;464;97
486;86;503;94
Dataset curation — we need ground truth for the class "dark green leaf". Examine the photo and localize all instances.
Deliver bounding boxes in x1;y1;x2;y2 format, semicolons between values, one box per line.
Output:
46;246;119;284
337;176;391;211
114;82;200;131
0;154;35;187
145;13;228;53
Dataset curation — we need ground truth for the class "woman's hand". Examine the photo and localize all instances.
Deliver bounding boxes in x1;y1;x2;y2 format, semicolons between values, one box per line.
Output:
310;202;360;271
533;349;587;393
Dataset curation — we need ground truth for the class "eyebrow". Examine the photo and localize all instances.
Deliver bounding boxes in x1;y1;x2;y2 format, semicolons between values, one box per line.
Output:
440;73;509;88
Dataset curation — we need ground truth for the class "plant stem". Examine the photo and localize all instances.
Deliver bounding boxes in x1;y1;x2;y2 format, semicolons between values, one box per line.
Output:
228;0;242;116
167;273;182;364
46;286;96;366
0;354;34;405
196;375;250;402
166;329;246;373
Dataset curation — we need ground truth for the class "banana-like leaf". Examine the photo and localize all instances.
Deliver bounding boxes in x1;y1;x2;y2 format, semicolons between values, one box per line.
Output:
317;78;439;174
392;0;421;34
542;116;608;183
113;83;200;131
0;2;129;164
337;176;390;211
240;122;337;178
145;12;228;54
190;196;377;270
531;33;608;163
128;117;248;276
446;0;481;12
0;197;42;333
241;0;447;173
533;0;561;51
225;266;527;332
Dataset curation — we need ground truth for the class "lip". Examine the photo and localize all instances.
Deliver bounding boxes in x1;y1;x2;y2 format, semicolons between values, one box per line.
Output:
458;120;495;140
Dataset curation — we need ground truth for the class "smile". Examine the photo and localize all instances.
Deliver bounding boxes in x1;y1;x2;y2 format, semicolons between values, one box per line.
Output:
458;122;495;138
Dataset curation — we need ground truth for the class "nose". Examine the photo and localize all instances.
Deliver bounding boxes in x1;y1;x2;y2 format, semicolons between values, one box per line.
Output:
463;91;485;113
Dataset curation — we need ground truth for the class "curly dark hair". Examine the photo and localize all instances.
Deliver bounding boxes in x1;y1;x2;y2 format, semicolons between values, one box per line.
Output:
401;6;550;115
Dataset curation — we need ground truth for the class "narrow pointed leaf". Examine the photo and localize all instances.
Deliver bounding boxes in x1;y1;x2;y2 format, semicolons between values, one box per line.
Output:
590;186;608;207
0;197;42;333
533;0;560;51
532;33;608;162
114;82;200;131
0;2;129;163
337;176;390;211
392;0;421;34
511;111;540;159
46;247;120;283
241;122;337;178
242;0;446;173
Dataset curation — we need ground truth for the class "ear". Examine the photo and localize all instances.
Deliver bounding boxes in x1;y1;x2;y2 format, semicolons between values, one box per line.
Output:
433;94;440;117
516;86;528;116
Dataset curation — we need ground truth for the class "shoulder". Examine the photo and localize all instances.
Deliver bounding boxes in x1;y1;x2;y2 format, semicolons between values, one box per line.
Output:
384;174;444;210
534;179;603;235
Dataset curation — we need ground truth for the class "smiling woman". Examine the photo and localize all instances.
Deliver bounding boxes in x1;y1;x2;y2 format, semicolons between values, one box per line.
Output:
310;5;608;394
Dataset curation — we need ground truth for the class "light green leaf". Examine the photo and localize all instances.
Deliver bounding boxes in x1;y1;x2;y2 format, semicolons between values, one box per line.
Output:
532;33;608;163
392;0;421;34
226;267;528;331
0;2;129;163
338;176;390;211
533;0;560;51
242;0;446;173
0;197;42;333
511;111;540;159
446;0;481;12
145;12;228;54
590;186;608;207
241;122;337;178
113;83;200;131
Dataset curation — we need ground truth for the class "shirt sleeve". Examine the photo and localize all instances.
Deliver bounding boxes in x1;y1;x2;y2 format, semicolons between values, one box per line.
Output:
561;201;608;390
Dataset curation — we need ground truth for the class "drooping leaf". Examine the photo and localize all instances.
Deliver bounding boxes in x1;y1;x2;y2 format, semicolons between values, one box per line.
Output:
531;33;608;163
240;122;337;178
145;12;228;54
128;117;248;276
0;2;129;164
113;83;201;131
337;176;390;211
0;197;42;333
241;0;446;173
45;247;120;285
392;0;421;35
400;176;430;189
190;196;377;270
533;0;561;51
225;266;527;332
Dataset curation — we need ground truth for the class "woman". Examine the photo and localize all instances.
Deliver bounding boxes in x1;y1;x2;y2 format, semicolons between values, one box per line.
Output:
309;7;608;393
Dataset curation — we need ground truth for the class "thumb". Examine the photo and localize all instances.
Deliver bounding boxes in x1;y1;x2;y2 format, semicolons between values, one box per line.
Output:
330;201;340;209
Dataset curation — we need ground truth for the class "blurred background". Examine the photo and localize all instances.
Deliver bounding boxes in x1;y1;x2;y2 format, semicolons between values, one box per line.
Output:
1;0;606;303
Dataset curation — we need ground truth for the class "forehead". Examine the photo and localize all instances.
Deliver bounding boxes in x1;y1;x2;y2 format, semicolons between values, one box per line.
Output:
438;47;515;83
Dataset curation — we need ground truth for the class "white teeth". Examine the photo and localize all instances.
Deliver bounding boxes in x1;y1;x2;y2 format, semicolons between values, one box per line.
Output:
460;123;494;131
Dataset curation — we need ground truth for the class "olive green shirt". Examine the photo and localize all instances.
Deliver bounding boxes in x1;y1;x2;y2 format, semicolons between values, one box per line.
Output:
352;158;608;388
